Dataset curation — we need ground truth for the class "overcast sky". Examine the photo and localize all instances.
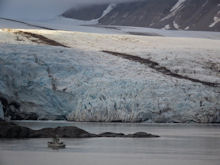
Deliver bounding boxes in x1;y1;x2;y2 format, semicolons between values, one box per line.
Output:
0;0;141;20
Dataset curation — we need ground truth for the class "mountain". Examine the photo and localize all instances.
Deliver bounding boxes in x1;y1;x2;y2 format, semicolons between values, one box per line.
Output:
63;0;220;32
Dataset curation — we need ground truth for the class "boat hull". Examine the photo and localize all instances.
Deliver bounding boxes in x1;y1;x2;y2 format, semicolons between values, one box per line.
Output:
48;142;66;149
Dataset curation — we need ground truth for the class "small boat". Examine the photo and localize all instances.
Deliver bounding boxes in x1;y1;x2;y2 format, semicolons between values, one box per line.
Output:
48;136;66;149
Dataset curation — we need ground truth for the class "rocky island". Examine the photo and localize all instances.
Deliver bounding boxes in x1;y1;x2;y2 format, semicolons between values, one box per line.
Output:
0;120;159;138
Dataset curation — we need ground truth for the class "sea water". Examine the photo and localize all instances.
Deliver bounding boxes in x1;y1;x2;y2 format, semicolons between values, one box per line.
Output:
0;121;220;165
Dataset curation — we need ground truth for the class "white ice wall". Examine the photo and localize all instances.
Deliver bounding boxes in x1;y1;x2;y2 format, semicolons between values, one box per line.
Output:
0;43;219;122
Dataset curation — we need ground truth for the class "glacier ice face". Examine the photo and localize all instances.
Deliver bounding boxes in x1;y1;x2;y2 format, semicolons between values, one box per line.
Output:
0;44;219;123
67;80;220;122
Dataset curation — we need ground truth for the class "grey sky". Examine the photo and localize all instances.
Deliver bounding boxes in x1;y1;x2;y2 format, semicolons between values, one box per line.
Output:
0;0;141;20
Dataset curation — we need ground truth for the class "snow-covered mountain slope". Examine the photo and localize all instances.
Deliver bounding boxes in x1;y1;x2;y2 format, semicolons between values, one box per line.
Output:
1;0;219;32
0;29;219;122
99;0;220;31
62;0;220;32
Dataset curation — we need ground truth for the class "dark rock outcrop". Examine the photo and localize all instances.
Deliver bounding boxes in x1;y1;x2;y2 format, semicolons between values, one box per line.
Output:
99;0;176;27
98;132;125;137
0;102;4;120
98;132;159;138
0;121;159;138
0;96;39;120
127;132;159;138
0;120;33;138
29;126;96;138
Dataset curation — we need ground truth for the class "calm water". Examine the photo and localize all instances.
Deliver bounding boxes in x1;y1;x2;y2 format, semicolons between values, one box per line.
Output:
0;121;220;165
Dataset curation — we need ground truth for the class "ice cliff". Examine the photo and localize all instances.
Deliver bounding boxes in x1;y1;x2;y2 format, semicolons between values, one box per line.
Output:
0;42;219;123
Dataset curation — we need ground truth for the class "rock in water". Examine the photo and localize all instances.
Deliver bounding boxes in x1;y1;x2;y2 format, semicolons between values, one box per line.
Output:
0;121;95;138
126;132;159;138
0;121;159;138
0;121;32;138
29;126;96;138
98;132;159;138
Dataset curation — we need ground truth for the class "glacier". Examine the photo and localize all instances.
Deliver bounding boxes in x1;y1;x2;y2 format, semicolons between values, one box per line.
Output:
0;41;219;123
0;27;220;123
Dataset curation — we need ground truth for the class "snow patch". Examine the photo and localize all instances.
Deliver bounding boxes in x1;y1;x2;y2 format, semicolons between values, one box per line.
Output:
85;3;116;23
202;0;209;8
209;16;220;28
163;24;170;30
161;0;186;21
185;26;189;30
173;21;180;29
170;0;186;12
99;4;116;19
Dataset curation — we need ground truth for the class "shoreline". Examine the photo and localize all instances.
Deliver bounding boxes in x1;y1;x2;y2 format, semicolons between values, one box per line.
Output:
12;120;220;126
